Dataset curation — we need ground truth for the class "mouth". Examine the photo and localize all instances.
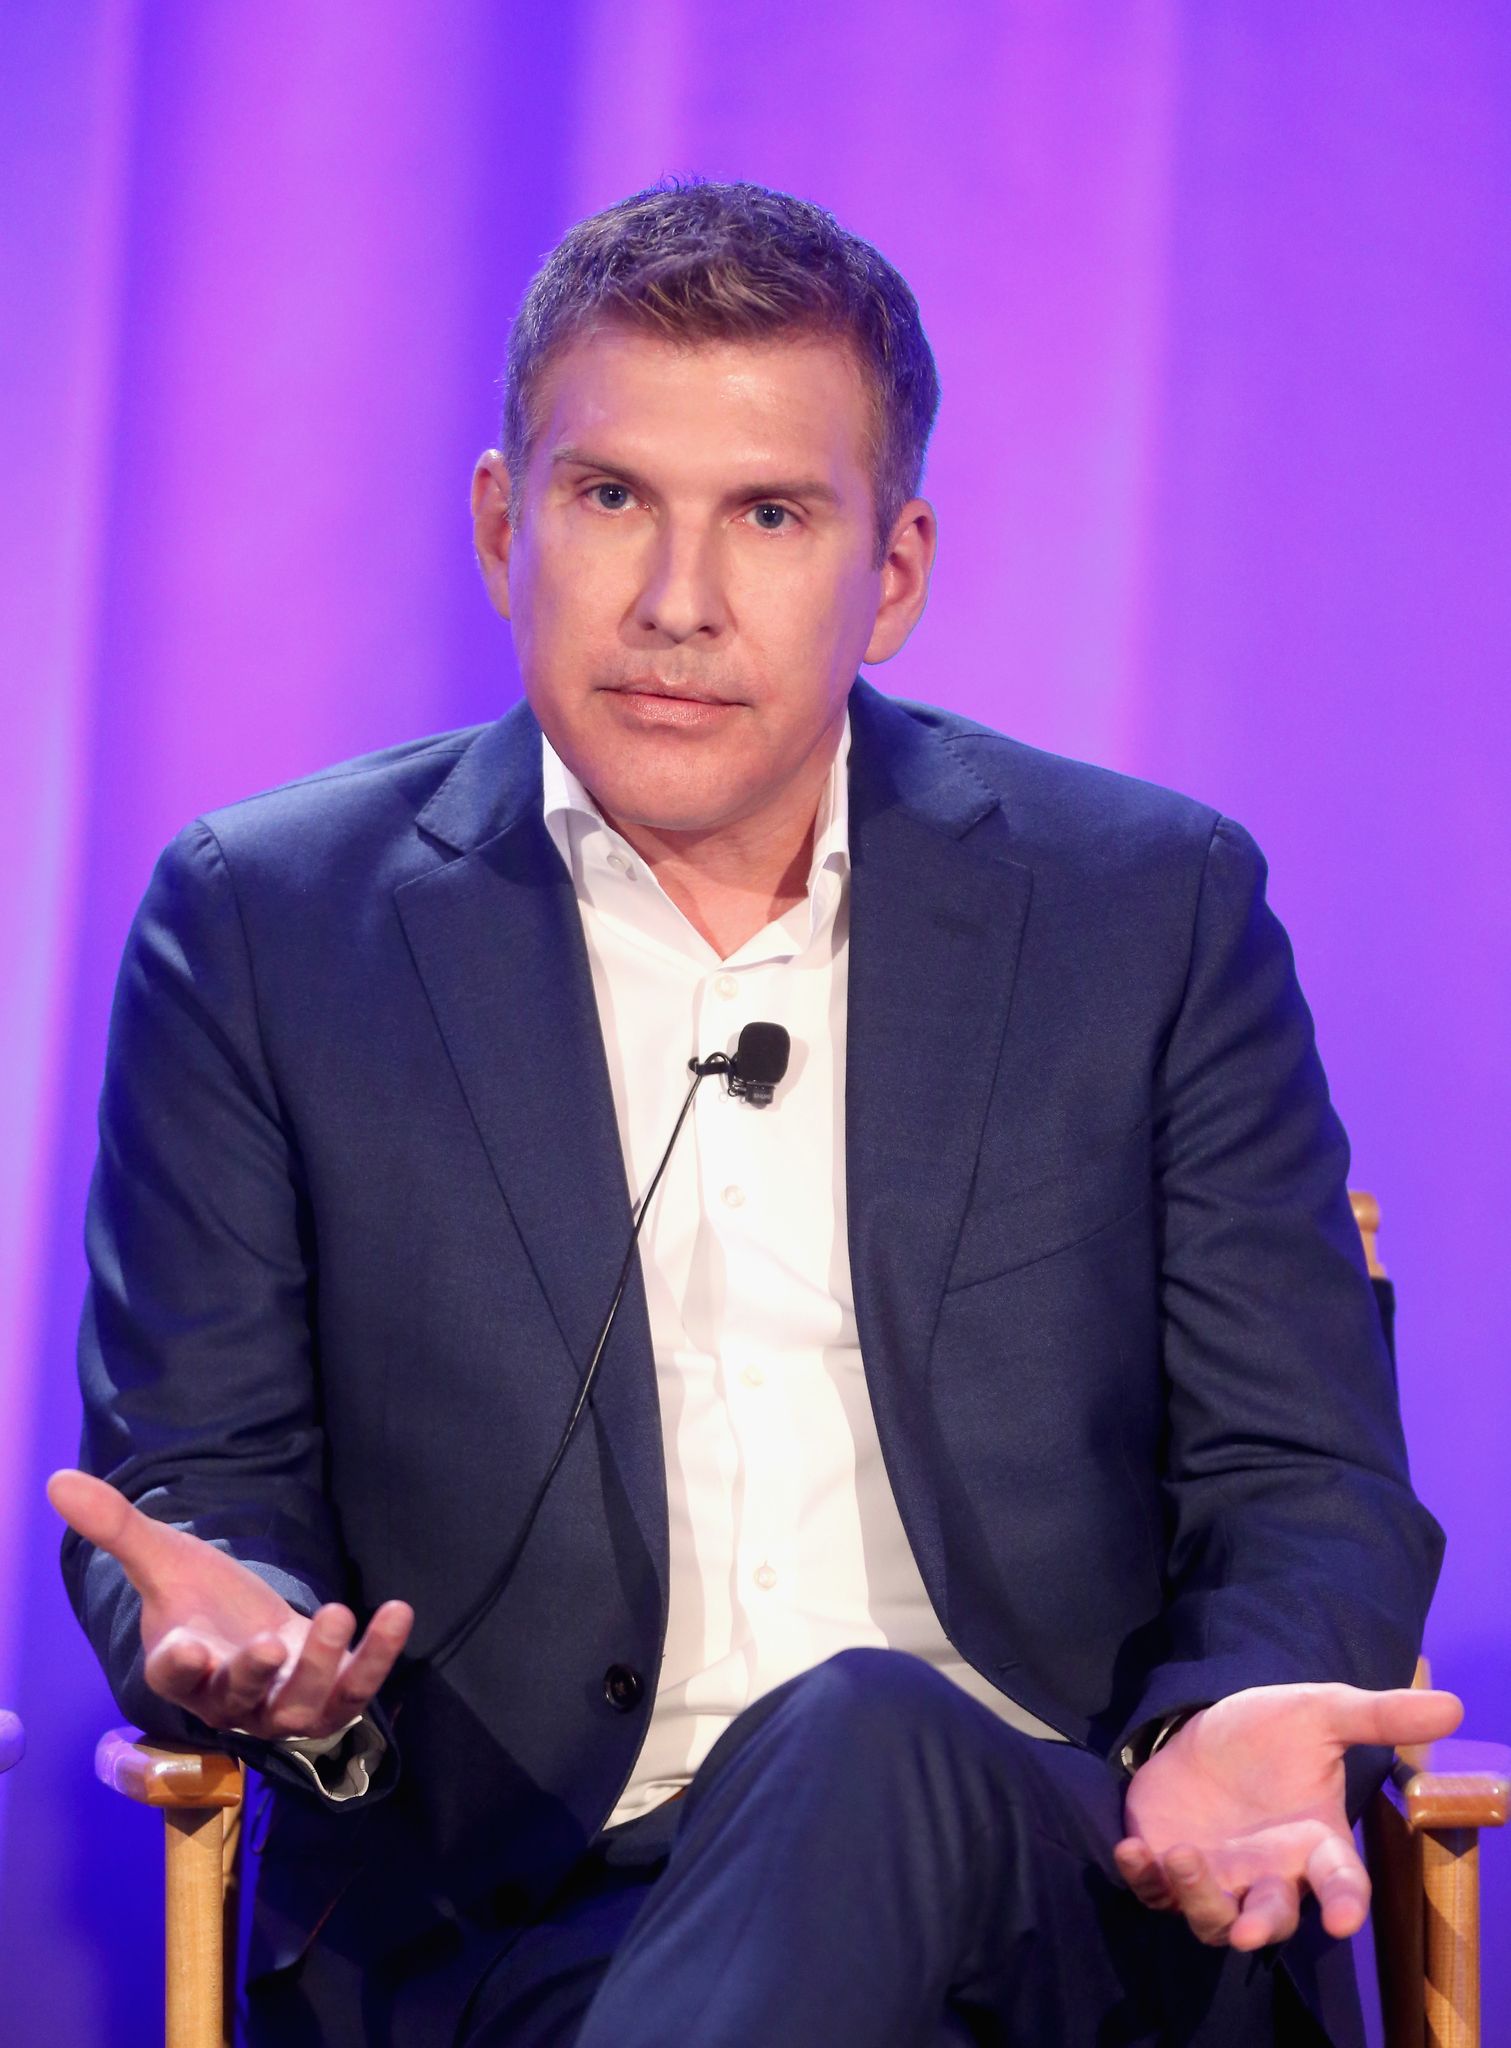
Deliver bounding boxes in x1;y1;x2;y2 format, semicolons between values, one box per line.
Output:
605;678;736;706
600;679;744;728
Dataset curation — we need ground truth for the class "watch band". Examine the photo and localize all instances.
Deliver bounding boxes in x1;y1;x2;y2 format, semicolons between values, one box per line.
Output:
1119;1703;1207;1776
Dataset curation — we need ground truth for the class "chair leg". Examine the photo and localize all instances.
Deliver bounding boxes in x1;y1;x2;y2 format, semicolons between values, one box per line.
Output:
1364;1792;1425;2048
1421;1827;1480;2048
221;1796;243;2048
165;1806;228;2048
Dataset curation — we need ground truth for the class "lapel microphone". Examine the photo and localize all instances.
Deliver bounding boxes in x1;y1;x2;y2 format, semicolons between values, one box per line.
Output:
427;1021;791;1672
690;1020;792;1107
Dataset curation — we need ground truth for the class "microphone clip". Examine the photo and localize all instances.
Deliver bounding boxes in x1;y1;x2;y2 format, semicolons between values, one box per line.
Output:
691;1049;773;1107
689;1022;791;1109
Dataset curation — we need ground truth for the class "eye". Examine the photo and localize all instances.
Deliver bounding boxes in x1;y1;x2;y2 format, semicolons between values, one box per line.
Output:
746;502;795;532
588;482;635;513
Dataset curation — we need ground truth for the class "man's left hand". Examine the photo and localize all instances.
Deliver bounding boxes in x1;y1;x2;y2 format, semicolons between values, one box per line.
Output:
1116;1682;1462;1949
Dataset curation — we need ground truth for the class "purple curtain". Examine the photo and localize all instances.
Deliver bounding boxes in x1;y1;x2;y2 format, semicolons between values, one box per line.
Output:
3;4;1506;2040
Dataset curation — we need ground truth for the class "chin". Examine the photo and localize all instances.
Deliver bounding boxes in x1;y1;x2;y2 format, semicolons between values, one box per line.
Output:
577;746;738;823
610;793;748;836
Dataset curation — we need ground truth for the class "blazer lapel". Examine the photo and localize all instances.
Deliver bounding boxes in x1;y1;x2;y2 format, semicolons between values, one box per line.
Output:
393;706;665;1502
845;684;1034;1593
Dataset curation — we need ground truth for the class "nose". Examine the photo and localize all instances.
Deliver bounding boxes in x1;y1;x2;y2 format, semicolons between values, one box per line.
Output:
632;520;728;645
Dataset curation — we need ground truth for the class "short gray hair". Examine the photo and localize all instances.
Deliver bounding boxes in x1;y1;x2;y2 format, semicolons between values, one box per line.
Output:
502;180;941;559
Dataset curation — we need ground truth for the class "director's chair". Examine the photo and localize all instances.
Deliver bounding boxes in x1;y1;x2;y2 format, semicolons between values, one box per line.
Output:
95;1194;1508;2048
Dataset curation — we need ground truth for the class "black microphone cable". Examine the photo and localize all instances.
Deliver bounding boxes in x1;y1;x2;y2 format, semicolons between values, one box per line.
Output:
425;1021;791;1674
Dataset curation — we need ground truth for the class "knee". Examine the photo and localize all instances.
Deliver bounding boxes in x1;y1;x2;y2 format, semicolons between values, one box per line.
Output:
754;1652;1042;1849
781;1649;973;1758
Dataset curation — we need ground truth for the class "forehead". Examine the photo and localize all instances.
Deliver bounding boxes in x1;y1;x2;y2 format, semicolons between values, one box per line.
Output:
529;326;874;484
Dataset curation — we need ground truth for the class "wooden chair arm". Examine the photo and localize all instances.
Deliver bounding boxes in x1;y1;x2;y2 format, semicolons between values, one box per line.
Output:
95;1727;244;1809
98;1729;246;2047
1389;1739;1510;1831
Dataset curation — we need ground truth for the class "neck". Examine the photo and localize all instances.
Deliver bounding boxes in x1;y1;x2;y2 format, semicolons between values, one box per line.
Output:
599;733;841;959
605;803;819;960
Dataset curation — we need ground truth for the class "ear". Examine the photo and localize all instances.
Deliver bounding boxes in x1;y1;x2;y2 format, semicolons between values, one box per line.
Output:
863;499;938;665
471;450;515;620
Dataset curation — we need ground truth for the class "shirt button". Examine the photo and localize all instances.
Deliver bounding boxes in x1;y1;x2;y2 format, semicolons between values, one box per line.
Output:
714;974;739;999
721;1185;745;1210
607;852;633;877
740;1363;765;1388
753;1563;778;1591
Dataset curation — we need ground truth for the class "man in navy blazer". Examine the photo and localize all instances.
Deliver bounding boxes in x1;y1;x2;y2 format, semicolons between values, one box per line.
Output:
56;182;1449;2046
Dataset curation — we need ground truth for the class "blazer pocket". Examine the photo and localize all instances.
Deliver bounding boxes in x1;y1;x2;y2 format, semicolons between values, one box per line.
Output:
945;1124;1151;1292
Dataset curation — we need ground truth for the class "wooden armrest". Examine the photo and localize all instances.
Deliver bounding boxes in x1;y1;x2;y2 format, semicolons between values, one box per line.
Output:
95;1727;244;1809
1388;1738;1511;1831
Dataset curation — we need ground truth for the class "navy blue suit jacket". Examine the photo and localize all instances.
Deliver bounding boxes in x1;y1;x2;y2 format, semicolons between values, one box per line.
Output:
67;682;1442;2006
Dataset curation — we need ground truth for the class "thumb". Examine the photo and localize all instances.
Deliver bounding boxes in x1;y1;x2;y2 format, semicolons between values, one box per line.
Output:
47;1469;172;1594
1318;1682;1463;1751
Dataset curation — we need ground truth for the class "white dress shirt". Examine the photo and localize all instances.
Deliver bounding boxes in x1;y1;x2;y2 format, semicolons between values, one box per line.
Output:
542;718;1060;1828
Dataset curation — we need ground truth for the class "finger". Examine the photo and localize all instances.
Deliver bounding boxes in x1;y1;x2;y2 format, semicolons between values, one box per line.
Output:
1315;1682;1463;1751
1163;1847;1240;1946
1113;1838;1178;1911
1229;1874;1301;1951
204;1632;288;1723
262;1606;356;1734
46;1470;172;1593
142;1626;219;1707
1306;1831;1372;1939
324;1601;415;1719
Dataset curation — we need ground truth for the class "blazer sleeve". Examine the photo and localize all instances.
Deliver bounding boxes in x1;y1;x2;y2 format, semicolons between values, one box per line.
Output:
1114;815;1445;1759
63;818;396;1801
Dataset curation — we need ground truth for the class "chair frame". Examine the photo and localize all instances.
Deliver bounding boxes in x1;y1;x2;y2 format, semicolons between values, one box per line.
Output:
95;1734;243;2048
1364;1733;1509;2048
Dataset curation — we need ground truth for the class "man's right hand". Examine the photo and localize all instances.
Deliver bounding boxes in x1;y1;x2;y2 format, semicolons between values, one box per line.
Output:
48;1468;414;1742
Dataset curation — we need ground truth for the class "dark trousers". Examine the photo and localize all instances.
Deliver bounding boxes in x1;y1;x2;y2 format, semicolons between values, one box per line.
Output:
457;1648;1288;2048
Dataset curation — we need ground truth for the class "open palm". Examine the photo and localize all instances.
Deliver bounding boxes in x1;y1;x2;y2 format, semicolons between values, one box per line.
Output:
1118;1681;1461;1949
49;1468;412;1742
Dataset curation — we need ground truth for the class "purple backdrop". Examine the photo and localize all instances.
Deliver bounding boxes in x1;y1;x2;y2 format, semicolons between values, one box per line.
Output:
3;4;1507;2042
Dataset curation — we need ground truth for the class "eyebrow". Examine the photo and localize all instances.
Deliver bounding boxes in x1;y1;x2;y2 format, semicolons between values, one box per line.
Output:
550;445;841;508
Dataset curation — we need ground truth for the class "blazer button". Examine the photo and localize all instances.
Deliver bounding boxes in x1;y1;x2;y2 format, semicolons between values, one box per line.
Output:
603;1663;644;1712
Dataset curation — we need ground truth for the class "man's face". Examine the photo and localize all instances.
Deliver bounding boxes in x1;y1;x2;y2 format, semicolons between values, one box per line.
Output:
472;327;934;842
